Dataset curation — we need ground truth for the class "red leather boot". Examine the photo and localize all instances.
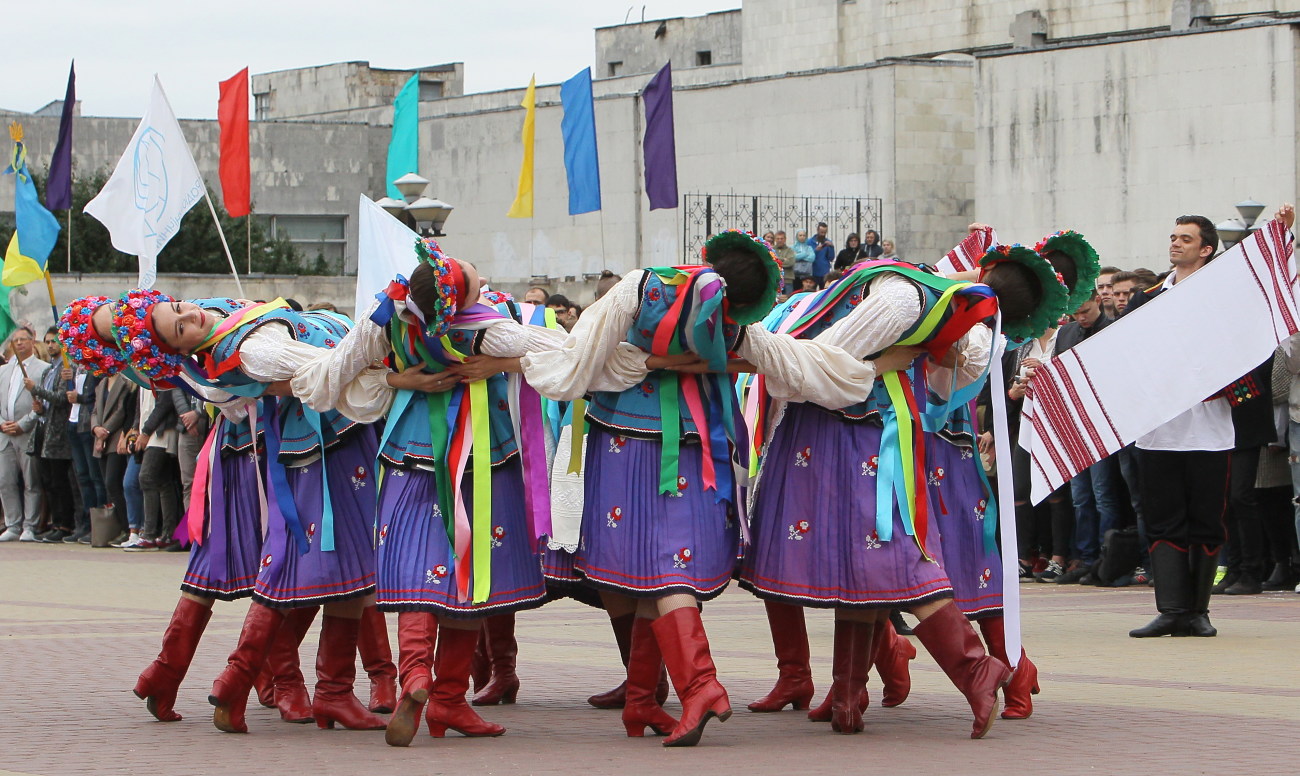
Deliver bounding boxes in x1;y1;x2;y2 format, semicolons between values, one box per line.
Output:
209;603;285;733
471;626;491;693
979;616;1039;720
652;607;731;747
622;617;679;736
253;661;275;709
873;617;915;707
426;625;506;737
268;606;318;723
471;613;519;705
912;602;1012;739
385;611;438;747
358;604;398;714
310;615;387;730
134;596;213;722
588;612;634;708
748;601;814;712
829;618;874;734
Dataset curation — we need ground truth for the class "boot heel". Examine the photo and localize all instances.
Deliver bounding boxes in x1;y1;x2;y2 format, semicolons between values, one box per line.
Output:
316;717;336;730
501;686;518;704
623;722;648;737
791;692;813;711
427;722;448;738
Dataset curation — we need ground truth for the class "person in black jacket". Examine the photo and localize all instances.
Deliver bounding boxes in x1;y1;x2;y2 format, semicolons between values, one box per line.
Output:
834;233;868;270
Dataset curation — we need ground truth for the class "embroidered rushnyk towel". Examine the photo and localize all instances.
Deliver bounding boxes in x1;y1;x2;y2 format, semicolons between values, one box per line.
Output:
934;226;997;274
1022;218;1298;503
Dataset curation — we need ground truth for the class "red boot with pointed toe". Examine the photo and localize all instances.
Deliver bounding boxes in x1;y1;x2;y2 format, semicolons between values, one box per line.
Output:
209;603;285;733
358;605;398;714
310;615;387;731
622;617;679;736
913;602;1012;739
588;613;635;709
652;607;731;747
829;619;874;734
268;606;318;723
426;625;506;737
748;601;814;712
978;616;1039;719
134;597;213;722
386;611;438;747
873;618;915;707
471;613;520;706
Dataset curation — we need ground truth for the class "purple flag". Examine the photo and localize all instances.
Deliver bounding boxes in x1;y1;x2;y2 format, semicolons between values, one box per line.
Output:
46;62;75;211
642;62;678;211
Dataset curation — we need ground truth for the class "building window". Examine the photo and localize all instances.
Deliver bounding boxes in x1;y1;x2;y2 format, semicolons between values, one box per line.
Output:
695;51;712;66
608;61;623;77
266;215;347;273
254;91;272;121
419;80;444;100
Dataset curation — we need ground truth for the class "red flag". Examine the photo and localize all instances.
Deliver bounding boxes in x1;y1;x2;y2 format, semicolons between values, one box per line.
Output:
217;68;250;217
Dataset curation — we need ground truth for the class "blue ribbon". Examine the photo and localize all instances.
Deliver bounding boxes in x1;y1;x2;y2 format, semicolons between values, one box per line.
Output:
262;398;311;556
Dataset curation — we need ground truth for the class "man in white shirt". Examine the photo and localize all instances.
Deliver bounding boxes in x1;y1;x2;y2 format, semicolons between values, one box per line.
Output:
0;327;46;542
1128;215;1233;638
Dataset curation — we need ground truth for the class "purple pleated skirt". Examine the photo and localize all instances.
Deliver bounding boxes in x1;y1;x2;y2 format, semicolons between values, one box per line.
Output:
181;451;264;600
927;438;1003;618
542;545;583;585
252;430;379;608
373;458;547;618
575;428;738;600
739;404;953;609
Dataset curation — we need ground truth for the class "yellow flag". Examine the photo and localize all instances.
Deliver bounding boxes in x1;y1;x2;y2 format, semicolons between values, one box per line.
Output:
506;76;536;218
2;233;46;288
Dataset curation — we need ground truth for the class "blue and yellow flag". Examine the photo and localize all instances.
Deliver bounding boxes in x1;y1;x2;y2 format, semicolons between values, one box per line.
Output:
4;122;61;287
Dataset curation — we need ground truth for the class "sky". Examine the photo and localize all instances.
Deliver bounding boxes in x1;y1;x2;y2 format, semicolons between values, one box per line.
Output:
9;0;735;120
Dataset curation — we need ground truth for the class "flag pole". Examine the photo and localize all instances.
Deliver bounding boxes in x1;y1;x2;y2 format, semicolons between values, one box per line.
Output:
246;216;251;275
44;270;74;386
65;210;71;273
201;188;245;297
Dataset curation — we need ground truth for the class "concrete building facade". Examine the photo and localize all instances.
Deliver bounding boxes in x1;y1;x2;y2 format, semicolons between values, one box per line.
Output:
3;0;1300;313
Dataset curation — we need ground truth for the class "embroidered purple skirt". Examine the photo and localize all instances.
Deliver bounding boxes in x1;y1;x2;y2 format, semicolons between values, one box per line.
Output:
374;458;547;618
253;430;379;608
542;545;583;585
739;404;953;609
575;428;738;600
927;438;1002;618
181;451;264;601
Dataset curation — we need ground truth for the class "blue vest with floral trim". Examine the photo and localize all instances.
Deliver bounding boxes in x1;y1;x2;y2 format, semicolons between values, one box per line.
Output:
378;320;518;469
207;308;359;460
586;271;742;439
180;298;264;457
784;272;946;422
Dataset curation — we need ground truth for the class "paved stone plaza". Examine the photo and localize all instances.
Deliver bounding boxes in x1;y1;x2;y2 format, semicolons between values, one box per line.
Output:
1;543;1297;776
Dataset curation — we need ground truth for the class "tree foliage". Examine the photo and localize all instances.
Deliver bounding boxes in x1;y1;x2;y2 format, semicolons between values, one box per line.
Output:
1;168;325;275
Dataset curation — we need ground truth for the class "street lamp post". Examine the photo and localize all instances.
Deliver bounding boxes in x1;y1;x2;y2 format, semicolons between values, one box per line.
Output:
381;173;455;236
1215;198;1266;252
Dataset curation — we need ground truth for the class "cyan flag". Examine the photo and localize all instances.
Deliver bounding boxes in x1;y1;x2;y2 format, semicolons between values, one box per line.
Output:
560;68;601;215
386;74;420;199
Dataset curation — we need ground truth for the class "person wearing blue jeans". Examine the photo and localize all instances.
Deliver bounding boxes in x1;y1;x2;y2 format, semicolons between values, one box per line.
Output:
1065;456;1123;582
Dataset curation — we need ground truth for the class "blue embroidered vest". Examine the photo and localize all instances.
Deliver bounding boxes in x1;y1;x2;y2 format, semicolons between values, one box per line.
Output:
379;319;518;469
182;298;265;457
586;270;743;440
206;308;359;461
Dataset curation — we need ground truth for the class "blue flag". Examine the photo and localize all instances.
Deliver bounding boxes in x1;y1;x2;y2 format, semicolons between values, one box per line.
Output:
4;131;61;287
560;67;601;215
46;62;75;211
386;74;419;199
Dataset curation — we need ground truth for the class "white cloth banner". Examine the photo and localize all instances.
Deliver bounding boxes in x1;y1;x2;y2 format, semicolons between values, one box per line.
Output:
1023;219;1298;503
933;226;997;275
84;76;204;289
355;194;419;317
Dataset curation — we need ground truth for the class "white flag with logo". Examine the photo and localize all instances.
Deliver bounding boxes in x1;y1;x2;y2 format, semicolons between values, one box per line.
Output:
85;76;205;289
355;194;418;318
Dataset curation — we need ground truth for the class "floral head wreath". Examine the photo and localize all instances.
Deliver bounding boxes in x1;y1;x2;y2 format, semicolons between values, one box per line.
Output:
702;229;784;326
412;237;471;338
1034;230;1102;311
58;295;126;376
479;289;513;306
112;288;188;382
978;244;1071;341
